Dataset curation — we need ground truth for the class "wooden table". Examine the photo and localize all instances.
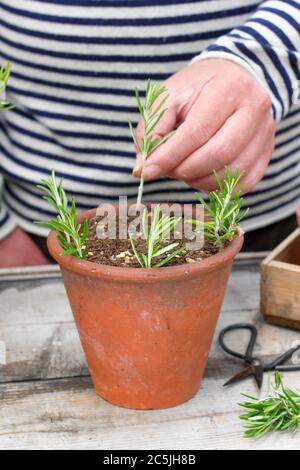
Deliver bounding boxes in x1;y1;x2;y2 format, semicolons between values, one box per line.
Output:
1;259;300;450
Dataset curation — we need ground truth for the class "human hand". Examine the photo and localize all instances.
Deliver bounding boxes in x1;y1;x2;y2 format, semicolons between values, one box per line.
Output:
0;227;49;268
133;59;275;193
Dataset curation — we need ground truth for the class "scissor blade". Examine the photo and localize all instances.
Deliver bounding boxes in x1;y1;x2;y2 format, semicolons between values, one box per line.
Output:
253;363;264;389
223;366;254;387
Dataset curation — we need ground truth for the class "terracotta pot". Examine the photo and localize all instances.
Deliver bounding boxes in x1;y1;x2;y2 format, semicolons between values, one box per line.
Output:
47;207;243;409
297;205;300;228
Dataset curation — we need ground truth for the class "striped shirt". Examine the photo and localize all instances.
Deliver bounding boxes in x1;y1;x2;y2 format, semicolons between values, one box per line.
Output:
0;0;299;239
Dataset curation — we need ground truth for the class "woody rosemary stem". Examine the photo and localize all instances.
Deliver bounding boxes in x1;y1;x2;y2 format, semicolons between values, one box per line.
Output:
136;153;146;209
128;80;175;207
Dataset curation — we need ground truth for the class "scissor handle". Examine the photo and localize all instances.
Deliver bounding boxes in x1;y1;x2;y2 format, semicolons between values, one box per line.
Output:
264;344;300;371
218;323;258;363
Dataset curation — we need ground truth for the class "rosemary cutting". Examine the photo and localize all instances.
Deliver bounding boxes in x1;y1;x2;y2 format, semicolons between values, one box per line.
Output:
129;80;175;208
239;371;300;439
34;170;88;259
129;205;185;268
193;167;249;249
0;63;15;111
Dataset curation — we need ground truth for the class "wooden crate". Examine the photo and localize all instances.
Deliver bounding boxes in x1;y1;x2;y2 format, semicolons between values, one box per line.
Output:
261;228;300;329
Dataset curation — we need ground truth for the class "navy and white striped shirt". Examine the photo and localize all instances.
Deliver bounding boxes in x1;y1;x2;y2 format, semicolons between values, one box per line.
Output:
0;0;299;239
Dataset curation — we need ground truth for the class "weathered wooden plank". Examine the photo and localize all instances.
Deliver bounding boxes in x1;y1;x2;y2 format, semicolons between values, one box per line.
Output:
2;264;300;384
0;264;60;282
2;305;298;385
0;322;88;382
0;262;260;323
1;262;300;449
0;254;269;282
1;373;299;450
0;279;88;382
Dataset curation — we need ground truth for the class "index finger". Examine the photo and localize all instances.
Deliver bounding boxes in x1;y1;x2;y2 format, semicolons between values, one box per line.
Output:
142;79;236;180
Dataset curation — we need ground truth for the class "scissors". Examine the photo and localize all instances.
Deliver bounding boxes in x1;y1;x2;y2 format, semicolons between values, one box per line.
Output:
218;323;300;389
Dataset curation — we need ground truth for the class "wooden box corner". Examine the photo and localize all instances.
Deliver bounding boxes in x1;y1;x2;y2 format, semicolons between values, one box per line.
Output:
260;228;300;330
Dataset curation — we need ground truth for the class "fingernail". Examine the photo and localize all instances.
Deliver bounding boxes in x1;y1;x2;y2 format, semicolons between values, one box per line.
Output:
132;164;141;177
143;164;161;180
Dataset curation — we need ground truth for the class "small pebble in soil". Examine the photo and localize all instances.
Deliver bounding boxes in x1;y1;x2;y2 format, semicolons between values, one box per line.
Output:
83;214;224;268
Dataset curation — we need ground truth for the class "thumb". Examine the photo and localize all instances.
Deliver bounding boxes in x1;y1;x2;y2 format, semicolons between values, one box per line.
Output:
132;105;177;177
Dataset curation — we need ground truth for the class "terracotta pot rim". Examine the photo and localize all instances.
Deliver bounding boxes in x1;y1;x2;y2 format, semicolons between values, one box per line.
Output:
47;207;244;282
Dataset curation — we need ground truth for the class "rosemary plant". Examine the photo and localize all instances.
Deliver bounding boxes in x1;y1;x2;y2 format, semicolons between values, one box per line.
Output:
129;205;185;268
239;372;300;439
193;167;248;249
129;80;175;208
0;63;15;111
35;170;88;259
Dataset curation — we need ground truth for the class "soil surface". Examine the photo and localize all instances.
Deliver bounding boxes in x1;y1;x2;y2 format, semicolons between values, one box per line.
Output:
82;212;224;268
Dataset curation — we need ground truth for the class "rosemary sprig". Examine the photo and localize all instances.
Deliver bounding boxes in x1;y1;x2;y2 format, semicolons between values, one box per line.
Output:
0;63;15;111
129;80;175;208
34;170;88;259
193;167;249;250
239;372;300;439
129;205;185;268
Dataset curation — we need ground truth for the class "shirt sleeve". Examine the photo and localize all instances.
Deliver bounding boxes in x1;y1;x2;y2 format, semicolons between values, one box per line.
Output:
0;191;17;240
191;0;300;123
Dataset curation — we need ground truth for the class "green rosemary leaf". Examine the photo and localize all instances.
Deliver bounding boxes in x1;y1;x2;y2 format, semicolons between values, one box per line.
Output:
56;234;70;251
148;93;169;121
130;204;184;269
153;246;185;268
134;87;144;117
141;253;148;267
239;372;300;439
34;220;56;229
154;241;180;258
60;246;78;257
0;102;15;110
151;129;176;153
82;219;89;245
128;119;141;152
145;109;166;134
35;170;88;259
141;207;148;241
0;63;15;111
129;236;143;268
194;167;248;250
